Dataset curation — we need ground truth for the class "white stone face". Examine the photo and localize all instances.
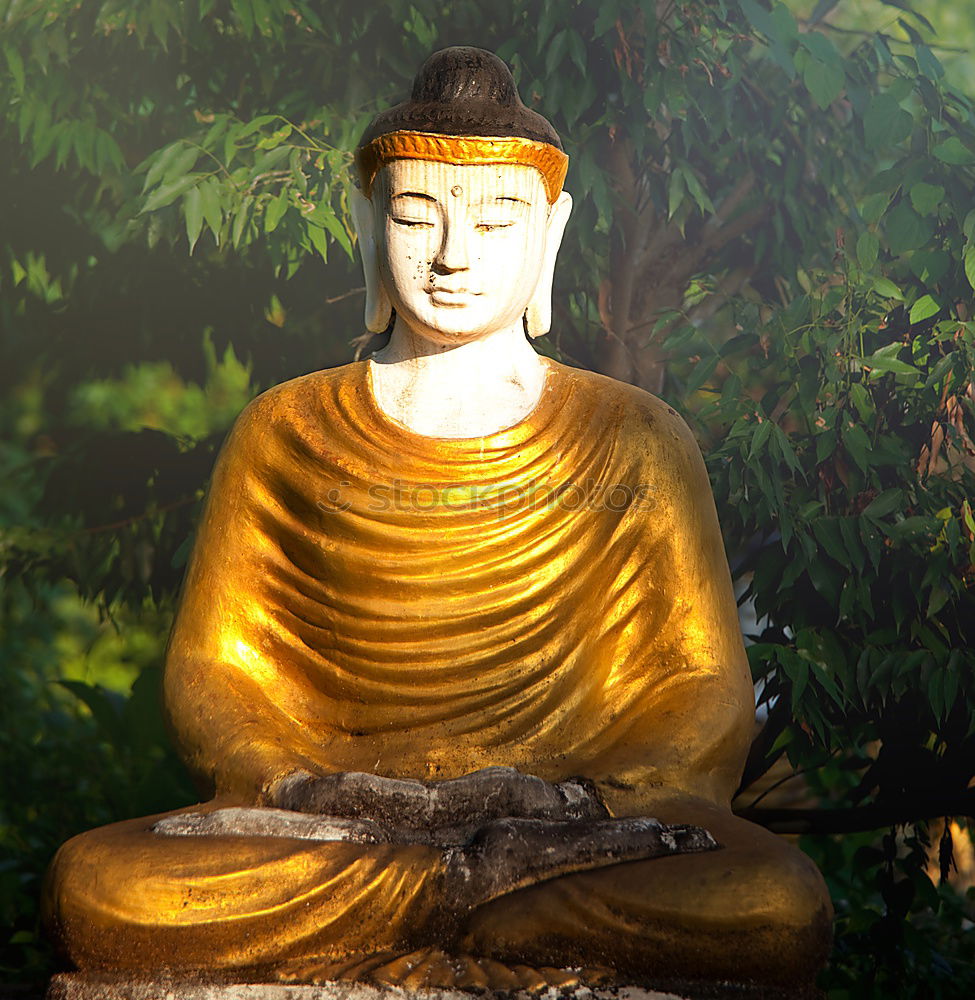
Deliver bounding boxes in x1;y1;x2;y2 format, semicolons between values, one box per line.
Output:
351;157;572;439
372;160;551;347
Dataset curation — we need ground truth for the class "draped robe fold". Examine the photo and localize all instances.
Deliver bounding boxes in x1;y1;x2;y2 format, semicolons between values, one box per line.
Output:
44;359;832;989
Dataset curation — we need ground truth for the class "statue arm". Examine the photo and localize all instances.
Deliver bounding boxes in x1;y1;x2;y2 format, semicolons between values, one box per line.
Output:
594;401;754;816
163;393;325;802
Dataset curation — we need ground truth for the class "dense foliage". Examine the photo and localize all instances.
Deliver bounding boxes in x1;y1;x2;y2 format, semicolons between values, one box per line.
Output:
1;1;973;996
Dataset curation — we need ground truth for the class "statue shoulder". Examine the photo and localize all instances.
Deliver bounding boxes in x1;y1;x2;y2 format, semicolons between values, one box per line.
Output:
550;361;702;463
236;361;363;425
223;361;366;456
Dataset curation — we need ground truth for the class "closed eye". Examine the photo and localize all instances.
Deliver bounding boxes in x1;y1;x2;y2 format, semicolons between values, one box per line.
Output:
475;221;517;232
392;217;436;229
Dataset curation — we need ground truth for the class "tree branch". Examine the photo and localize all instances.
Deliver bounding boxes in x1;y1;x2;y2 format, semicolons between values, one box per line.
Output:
708;171;757;231
737;790;975;835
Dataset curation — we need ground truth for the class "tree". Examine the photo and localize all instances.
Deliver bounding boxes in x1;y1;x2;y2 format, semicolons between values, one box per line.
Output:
1;1;973;995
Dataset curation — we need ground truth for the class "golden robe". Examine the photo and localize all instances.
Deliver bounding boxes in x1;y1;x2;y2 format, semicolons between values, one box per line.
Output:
44;359;832;990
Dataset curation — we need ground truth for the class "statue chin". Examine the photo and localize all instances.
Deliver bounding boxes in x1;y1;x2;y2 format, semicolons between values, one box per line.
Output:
41;44;833;998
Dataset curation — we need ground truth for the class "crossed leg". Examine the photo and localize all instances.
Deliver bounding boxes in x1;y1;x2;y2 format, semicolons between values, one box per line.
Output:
44;796;831;992
463;796;833;991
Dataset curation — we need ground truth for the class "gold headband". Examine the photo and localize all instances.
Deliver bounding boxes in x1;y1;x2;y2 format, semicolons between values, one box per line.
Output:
355;130;569;204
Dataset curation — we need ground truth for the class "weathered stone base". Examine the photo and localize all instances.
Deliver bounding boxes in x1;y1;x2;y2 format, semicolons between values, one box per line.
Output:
46;974;687;1000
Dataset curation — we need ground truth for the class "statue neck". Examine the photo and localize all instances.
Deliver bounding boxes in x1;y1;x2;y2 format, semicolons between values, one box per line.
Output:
369;317;548;438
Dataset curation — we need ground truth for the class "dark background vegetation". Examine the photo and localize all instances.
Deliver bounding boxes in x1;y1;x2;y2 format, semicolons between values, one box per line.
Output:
2;1;974;997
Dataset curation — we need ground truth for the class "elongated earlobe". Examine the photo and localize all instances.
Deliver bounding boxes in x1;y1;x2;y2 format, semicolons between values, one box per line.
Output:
526;190;572;339
350;187;393;333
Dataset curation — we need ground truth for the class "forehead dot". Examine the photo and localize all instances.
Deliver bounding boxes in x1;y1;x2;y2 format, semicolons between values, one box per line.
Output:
450;184;463;197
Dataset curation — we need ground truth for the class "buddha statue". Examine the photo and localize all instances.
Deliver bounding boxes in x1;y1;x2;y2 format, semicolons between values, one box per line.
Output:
44;47;832;998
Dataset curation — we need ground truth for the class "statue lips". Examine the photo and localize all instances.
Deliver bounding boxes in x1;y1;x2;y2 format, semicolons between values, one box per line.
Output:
426;286;482;307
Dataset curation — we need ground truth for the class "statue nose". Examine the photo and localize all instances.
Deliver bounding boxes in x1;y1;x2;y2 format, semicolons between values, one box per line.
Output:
433;221;469;274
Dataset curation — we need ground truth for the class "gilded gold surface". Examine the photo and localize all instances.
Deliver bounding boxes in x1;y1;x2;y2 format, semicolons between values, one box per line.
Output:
355;131;569;203
44;359;832;989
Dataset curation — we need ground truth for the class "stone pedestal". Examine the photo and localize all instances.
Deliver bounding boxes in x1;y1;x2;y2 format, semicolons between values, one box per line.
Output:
47;975;688;1000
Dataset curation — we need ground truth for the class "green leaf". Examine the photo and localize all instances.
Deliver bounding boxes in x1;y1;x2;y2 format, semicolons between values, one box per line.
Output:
810;660;847;710
567;31;587;75
3;42;26;93
880;1;934;32
289;147;308;195
202;116;230;151
812;517;851;568
802;56;845;109
199;177;223;243
863;346;920;377
909;294;941;324
871;276;902;299
686;355;719;394
856;231;879;270
760;37;798;80
909;249;950;284
860;519;885;568
865;339;904;372
54;121;75;171
740;0;779;40
235;114;278;141
320;211;353;259
292;1;324;32
909;181;944;216
861;192;890;225
771;423;801;475
223;126;240;168
864;93;913;150
885;202;932;255
927;586;950;619
925;353;954;391
142;141;183;193
545;30;568;78
257;124;292;150
842;422;873;473
96;131;125;173
964;209;975;242
536;2;557;48
251;145;290;178
679;166;714;215
306;219;328;262
886;75;915;103
963;500;975;536
149;1;170;49
942;652;960;713
838;516;865;574
593;5;619;36
235;0;256;36
884;515;936;543
264;189;288;233
779;648;810;711
799;31;843;67
183;184;204;253
668;169;685;220
141;173;203;214
965;246;975;291
932;137;975;165
770;2;800;42
849;382;874;421
231;197;253;248
163;144;201;185
748;418;774;461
